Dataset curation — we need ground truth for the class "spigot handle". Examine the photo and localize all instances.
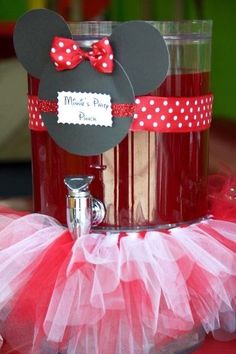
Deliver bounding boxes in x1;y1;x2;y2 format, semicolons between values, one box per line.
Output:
64;176;94;196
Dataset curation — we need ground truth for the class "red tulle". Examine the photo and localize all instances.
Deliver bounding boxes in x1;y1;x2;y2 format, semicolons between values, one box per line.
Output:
0;212;235;353
1;231;72;353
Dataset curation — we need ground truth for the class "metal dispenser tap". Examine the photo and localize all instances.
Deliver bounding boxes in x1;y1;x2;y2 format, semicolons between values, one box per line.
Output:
64;176;105;239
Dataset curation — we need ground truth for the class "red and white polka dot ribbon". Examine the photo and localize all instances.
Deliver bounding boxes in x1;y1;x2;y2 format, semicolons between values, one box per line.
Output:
28;96;46;131
28;93;213;133
50;36;114;73
131;94;213;132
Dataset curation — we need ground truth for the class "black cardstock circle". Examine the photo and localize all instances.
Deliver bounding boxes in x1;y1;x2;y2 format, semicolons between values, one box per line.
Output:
39;60;135;156
110;21;169;96
13;9;71;79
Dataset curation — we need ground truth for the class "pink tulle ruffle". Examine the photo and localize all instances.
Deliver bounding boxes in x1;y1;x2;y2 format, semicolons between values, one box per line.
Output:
0;210;235;354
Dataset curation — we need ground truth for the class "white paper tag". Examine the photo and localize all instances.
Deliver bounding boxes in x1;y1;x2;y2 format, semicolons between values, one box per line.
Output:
57;91;112;127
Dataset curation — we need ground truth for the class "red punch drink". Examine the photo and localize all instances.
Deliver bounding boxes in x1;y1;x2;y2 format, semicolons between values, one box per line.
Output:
29;21;212;229
154;71;210;224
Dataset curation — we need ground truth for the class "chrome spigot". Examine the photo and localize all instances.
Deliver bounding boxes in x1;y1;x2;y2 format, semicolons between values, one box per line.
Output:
64;176;105;239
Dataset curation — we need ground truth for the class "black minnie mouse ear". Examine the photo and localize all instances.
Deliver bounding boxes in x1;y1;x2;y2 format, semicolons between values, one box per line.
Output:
110;21;169;95
13;9;72;79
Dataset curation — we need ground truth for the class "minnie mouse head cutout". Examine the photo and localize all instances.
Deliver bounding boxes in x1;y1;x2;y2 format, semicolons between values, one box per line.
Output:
14;9;169;155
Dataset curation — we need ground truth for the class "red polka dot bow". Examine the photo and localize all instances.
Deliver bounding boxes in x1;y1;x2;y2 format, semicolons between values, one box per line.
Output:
50;36;114;73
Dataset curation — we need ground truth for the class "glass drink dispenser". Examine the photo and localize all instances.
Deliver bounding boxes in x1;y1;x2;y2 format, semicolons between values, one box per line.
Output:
28;20;212;230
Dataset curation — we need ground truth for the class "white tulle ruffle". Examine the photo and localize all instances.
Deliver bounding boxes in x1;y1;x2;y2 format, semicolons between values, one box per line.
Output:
0;212;235;354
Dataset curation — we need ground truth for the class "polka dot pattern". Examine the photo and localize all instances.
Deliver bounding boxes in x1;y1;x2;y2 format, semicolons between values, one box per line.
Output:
28;96;47;131
50;36;113;73
28;94;213;134
131;94;213;133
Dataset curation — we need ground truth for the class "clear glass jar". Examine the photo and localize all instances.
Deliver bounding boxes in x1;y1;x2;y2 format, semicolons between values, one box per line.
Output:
28;20;212;230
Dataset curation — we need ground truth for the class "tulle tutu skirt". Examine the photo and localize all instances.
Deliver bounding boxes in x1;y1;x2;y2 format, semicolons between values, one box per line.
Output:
0;174;235;354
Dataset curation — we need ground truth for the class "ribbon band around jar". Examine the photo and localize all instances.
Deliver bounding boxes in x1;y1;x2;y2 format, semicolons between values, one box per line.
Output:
28;93;213;133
